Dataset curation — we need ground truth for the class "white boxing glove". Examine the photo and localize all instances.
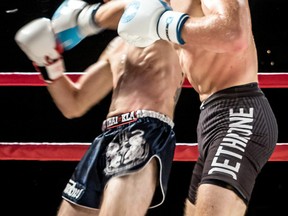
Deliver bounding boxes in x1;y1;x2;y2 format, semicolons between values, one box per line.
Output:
52;0;103;50
118;0;189;47
15;18;65;83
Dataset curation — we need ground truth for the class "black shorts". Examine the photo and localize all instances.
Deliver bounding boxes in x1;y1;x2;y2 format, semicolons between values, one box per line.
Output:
62;110;176;209
188;83;278;205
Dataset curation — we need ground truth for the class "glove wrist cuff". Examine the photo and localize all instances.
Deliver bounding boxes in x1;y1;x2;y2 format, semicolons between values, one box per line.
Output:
78;3;104;37
35;59;65;83
157;11;189;45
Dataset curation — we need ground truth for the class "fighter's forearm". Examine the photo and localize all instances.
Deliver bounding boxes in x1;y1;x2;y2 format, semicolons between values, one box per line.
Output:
46;75;85;119
95;0;132;30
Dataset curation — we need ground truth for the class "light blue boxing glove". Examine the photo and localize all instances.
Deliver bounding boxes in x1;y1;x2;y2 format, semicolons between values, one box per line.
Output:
117;0;189;47
52;0;104;50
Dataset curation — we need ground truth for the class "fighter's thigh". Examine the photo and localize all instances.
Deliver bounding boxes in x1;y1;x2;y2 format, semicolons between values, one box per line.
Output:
57;200;99;216
195;184;247;216
106;157;158;193
100;158;158;213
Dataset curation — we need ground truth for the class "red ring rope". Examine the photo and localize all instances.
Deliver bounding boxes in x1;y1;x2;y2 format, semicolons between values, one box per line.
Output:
1;72;288;88
0;142;286;161
0;72;287;161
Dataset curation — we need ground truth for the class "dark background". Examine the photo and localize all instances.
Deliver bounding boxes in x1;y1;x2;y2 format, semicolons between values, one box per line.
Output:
1;0;288;215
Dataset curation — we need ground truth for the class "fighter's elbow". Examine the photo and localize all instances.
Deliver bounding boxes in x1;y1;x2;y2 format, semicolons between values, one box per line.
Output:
62;112;79;119
61;107;87;119
62;112;80;119
224;26;249;53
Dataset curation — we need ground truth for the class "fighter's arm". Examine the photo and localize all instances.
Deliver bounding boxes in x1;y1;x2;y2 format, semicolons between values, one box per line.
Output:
46;59;113;119
180;0;251;52
94;0;132;29
46;40;116;119
14;17;114;119
118;0;251;52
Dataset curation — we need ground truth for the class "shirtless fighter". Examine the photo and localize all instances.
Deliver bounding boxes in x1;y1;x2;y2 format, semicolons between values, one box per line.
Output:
118;0;278;215
14;0;183;215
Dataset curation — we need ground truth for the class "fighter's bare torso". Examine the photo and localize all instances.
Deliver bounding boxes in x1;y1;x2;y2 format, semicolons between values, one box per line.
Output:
102;37;184;119
171;0;258;101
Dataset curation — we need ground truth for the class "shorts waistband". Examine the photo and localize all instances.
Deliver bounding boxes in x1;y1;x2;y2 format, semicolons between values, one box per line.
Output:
102;110;174;131
200;82;263;109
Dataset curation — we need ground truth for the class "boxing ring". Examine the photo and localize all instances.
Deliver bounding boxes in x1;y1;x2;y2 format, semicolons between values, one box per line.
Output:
0;72;287;161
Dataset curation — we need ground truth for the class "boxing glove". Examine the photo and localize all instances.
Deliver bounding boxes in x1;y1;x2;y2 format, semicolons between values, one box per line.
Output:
52;0;103;50
118;0;189;47
15;18;65;83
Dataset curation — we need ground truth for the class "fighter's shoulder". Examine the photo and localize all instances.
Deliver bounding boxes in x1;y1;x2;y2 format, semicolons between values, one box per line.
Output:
201;0;220;14
201;0;244;13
